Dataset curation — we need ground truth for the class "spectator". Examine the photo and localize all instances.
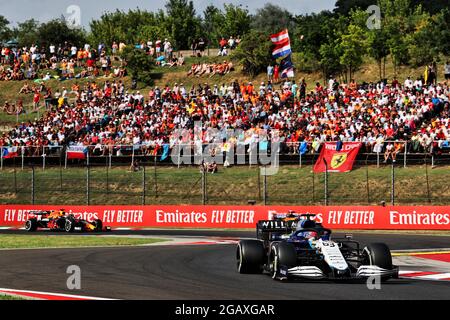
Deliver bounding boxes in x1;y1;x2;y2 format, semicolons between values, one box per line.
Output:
267;64;274;81
445;61;450;81
383;143;394;162
273;64;279;83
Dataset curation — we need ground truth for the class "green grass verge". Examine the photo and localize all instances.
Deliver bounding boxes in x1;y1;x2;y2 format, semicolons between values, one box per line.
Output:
0;235;167;249
0;294;26;300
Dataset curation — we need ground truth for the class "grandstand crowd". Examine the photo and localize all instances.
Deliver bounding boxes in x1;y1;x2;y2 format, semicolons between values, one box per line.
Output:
1;71;449;158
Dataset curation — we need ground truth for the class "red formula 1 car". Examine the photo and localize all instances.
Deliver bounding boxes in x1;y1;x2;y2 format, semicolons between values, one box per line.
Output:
24;210;111;233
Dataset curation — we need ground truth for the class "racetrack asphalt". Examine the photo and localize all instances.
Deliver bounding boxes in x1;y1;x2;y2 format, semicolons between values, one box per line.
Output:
0;229;449;300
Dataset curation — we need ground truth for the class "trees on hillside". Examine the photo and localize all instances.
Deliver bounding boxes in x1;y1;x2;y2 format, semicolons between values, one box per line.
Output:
121;46;154;86
232;31;273;77
0;16;13;44
37;19;87;47
1;0;449;80
165;0;201;50
251;3;295;35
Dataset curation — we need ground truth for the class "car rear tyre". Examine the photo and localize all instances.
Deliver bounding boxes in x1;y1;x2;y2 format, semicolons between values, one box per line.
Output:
236;240;265;274
363;243;393;270
271;242;297;280
93;219;103;232
25;219;37;232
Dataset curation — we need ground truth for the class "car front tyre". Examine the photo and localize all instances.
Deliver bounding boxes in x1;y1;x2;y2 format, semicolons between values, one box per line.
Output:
65;220;75;233
271;242;297;280
363;243;393;269
236;240;265;274
25;219;37;232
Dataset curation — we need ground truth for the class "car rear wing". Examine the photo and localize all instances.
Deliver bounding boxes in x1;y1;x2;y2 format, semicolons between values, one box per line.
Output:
28;210;52;215
257;220;298;233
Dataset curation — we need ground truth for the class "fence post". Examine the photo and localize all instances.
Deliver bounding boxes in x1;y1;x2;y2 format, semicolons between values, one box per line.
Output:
312;159;315;204
64;148;68;169
14;164;17;194
425;155;431;203
142;165;146;206
177;145;181;169
31;166;35;205
324;159;329;206
376;152;380;168
21;146;24;170
257;167;261;201
366;156;370;204
263;166;268;206
154;156;158;198
299;152;302;168
0;146;3;170
86;164;90;205
109;153;112;169
201;168;206;205
42;146;46;171
391;161;395;206
403;141;407;168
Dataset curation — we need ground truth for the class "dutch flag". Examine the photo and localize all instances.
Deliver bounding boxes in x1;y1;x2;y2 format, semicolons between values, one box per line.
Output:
270;29;290;44
271;29;292;59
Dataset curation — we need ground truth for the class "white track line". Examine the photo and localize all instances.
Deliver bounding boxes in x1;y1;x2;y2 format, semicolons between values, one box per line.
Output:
0;288;114;300
413;273;450;280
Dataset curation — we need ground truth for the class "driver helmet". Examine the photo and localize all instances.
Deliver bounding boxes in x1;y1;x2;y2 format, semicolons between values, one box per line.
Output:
295;230;319;241
299;219;316;229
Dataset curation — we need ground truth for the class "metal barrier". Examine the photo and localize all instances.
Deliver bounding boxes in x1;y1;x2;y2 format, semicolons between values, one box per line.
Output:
2;140;449;170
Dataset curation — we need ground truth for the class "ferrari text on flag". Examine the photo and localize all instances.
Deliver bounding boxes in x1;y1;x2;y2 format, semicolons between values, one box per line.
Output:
313;142;362;173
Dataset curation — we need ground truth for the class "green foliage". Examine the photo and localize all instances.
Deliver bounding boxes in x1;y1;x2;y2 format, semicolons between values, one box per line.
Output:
334;0;376;15
251;3;295;35
409;0;450;15
165;0;201;50
434;9;450;56
318;14;348;78
219;4;251;39
0;16;13;43
1;0;449;81
37;19;87;47
202;3;251;46
89;9;165;47
16;19;40;47
340;24;369;79
203;5;223;44
232;31;273;77
406;10;439;66
121;46;154;86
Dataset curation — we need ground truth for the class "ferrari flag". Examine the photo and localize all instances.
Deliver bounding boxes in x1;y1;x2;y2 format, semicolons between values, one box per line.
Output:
313;142;362;173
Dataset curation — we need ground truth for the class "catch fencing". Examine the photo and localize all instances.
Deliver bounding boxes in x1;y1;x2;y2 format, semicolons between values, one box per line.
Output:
0;155;449;206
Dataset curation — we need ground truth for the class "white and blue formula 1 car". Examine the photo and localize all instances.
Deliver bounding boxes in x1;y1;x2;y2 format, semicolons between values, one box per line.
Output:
236;213;399;281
